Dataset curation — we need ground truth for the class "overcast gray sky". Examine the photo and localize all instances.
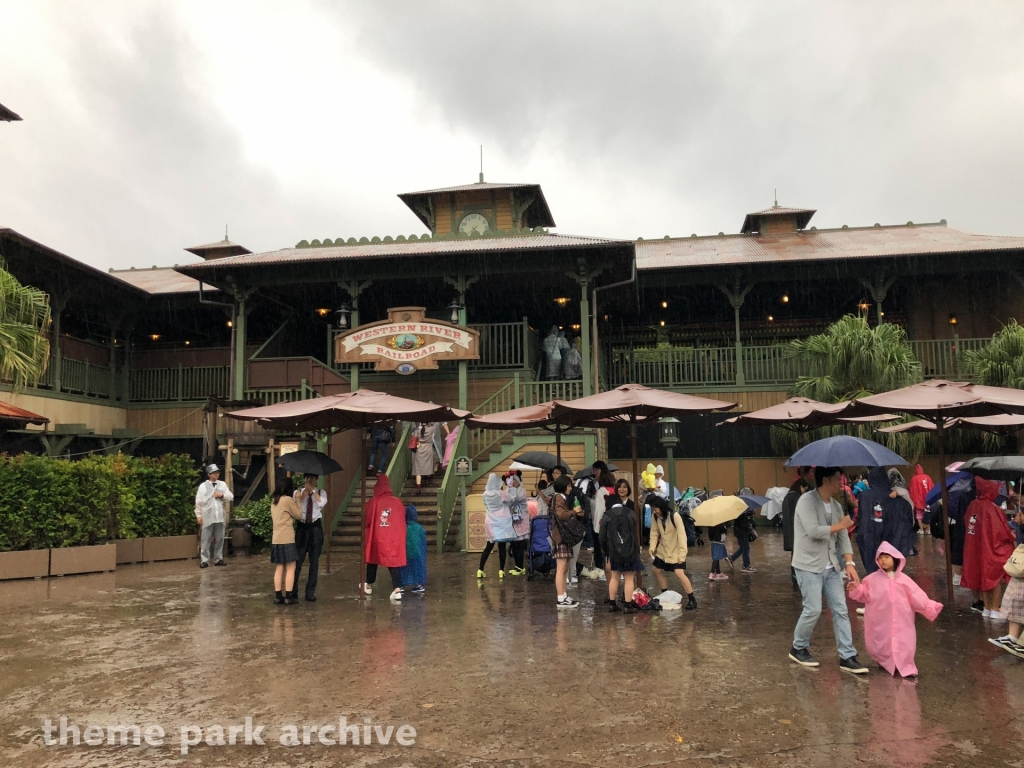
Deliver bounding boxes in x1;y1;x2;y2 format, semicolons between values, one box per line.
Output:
1;1;1023;270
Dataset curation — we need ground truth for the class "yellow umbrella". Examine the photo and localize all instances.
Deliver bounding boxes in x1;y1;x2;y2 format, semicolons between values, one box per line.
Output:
690;496;749;528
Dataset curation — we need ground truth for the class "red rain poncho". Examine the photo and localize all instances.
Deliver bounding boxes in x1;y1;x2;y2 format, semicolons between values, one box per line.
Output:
960;478;1015;593
908;464;934;512
847;541;943;677
364;475;407;568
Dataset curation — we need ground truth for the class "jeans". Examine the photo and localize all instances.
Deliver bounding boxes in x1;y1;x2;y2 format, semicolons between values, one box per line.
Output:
200;523;225;564
290;520;323;599
730;539;751;568
793;567;857;659
369;438;390;470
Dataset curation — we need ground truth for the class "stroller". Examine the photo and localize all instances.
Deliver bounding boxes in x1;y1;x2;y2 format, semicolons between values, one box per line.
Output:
527;515;555;580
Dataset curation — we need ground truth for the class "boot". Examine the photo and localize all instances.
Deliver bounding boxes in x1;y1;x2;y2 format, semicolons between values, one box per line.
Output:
274;591;284;605
685;592;697;611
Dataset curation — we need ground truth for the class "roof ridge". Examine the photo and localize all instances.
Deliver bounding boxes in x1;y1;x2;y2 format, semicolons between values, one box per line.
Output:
295;226;556;248
642;220;951;243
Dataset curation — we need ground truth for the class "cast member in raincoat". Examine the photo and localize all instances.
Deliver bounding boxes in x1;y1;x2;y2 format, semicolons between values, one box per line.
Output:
908;464;935;526
961;477;1016;615
847;541;943;677
856;466;914;573
400;505;427;593
363;474;407;601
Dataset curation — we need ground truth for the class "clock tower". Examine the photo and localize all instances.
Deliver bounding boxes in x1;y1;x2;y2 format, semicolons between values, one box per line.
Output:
398;181;556;236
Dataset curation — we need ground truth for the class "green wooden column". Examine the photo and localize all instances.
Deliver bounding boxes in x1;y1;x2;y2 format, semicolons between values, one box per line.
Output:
580;280;592;396
340;280;372;392
717;282;754;388
445;274;477;411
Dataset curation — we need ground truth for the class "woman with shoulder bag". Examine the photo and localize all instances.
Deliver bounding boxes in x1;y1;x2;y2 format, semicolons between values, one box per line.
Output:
550;477;584;608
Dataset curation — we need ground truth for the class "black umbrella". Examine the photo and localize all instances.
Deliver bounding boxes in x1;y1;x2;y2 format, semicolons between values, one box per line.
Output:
276;450;343;476
514;451;572;474
573;462;620;481
960;456;1024;482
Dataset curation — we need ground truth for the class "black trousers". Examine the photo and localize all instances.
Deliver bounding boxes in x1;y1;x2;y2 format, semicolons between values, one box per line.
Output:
291;519;323;599
365;563;402;589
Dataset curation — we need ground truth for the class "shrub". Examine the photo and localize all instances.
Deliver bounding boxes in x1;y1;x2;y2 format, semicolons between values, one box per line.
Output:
0;453;198;551
236;495;273;554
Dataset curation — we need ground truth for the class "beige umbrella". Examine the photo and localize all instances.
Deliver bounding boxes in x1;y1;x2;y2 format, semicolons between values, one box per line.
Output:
690;496;749;528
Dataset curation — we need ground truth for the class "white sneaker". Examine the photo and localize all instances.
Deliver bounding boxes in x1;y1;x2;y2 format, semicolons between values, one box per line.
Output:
990;611;1008;622
389;588;402;602
983;609;993;618
360;583;372;595
953;574;961;586
856;607;865;616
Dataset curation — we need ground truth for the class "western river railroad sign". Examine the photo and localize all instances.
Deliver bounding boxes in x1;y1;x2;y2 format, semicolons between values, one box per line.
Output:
334;306;480;374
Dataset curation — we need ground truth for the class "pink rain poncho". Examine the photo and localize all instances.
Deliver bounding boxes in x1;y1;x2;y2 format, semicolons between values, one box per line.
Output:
848;541;943;677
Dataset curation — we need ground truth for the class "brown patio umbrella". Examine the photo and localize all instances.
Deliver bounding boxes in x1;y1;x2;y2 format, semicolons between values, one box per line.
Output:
853;379;1024;604
721;397;854;431
549;384;737;540
228;389;468;597
877;414;1024;434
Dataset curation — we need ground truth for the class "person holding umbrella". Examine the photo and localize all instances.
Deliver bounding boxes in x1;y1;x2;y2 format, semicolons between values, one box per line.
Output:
290;473;327;602
789;466;869;674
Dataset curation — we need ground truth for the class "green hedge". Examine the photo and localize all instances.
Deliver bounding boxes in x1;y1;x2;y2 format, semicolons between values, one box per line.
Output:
236;495;273;554
0;453;198;551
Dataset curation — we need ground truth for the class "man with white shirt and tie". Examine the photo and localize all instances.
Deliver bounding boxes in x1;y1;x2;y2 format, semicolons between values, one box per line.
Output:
290;473;326;602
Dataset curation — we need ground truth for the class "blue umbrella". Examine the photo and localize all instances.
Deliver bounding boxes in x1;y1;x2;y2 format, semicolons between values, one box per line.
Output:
784;435;908;468
738;493;771;512
925;470;970;507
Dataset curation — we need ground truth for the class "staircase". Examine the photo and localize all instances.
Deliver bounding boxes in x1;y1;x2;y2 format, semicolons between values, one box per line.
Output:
329;474;463;553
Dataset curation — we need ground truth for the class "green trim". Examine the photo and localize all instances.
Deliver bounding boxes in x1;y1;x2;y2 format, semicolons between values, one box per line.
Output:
295;226;550;248
332;467;363;536
435;424;467;553
470;432;596;484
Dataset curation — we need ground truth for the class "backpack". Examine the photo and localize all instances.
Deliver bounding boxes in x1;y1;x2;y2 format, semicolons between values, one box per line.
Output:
551;498;586;548
606;508;638;563
680;512;697;548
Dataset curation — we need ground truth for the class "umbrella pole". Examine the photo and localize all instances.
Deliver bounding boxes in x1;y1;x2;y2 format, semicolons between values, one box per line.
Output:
937;421;954;606
556;426;563;468
631;422;640;544
359;433;367;601
325;431;332;576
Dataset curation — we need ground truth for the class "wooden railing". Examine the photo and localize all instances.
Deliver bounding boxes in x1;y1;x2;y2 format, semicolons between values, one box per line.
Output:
388;423;413;498
910;338;988;380
435;423;467;553
521;379;585;404
469;320;533;370
244;381;321;405
129;365;230;402
467;379;518;461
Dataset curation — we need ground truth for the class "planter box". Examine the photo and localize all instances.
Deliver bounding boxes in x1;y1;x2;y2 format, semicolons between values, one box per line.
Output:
116;538;144;565
49;543;116;577
143;535;197;562
0;549;50;580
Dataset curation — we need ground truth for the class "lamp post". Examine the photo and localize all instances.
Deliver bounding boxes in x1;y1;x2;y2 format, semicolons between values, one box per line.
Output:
658;417;680;500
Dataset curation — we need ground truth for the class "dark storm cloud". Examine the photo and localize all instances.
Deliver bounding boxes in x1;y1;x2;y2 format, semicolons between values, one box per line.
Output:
0;8;337;269
333;1;1024;237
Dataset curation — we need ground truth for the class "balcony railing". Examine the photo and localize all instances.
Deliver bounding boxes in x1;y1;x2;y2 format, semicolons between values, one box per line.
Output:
607;338;990;389
129;366;230;402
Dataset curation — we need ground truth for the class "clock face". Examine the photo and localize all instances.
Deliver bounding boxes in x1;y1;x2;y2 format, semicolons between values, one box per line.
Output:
459;213;490;235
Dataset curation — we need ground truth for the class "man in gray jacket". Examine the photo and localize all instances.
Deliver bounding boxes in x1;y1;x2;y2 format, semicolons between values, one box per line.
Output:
788;466;868;674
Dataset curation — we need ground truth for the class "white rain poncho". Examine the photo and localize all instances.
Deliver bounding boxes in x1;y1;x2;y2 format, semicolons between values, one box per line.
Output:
505;475;530;541
482;473;516;543
195;479;234;528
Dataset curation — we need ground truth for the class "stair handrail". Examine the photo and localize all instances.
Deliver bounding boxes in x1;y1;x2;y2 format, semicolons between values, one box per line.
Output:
466;377;517;460
435;423;467;553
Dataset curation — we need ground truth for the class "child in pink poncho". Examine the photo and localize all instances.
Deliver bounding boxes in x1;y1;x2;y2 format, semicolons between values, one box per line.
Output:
847;541;943;678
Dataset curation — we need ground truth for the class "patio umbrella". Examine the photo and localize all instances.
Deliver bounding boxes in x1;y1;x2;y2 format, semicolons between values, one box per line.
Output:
785;435;907;468
852;379;1024;603
960;456;1024;482
466;402;581;468
690;495;748;528
275;450;343;476
548;384;737;540
721;397;855;431
228;389;468;596
877;414;1024;435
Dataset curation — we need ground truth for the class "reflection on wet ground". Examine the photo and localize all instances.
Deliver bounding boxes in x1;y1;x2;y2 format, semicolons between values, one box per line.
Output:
1;532;1023;766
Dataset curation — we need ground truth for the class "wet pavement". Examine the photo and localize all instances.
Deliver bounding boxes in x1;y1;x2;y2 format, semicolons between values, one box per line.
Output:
2;531;1023;767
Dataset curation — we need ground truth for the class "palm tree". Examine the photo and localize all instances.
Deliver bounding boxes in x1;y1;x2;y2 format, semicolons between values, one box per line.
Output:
963;320;1024;388
773;315;924;456
0;261;51;388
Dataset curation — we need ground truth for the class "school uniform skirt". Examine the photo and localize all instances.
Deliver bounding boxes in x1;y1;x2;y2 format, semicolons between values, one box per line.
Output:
1001;577;1024;623
270;543;299;564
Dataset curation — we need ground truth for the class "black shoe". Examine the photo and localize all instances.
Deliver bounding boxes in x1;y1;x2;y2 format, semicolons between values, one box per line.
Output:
274;591;284;605
214;560;226;567
608;602;621;613
305;595;317;602
788;647;819;667
283;596;297;606
200;562;209;569
623;602;636;614
839;656;869;675
604;598;615;605
971;600;985;614
685;593;697;610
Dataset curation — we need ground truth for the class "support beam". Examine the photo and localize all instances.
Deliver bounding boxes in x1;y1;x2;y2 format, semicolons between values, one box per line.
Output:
233;297;247;400
858;276;897;326
445;275;478;410
339;280;372;392
716;281;755;387
580;281;592;396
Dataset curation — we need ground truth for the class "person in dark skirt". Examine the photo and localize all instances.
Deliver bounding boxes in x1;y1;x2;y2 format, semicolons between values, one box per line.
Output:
270;475;303;605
